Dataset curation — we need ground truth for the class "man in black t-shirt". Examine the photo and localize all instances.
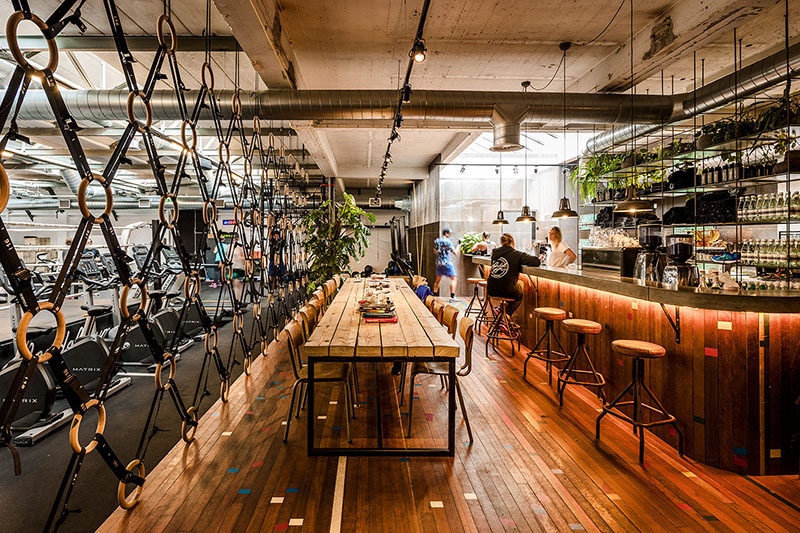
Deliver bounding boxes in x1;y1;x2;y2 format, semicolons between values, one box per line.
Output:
487;233;540;315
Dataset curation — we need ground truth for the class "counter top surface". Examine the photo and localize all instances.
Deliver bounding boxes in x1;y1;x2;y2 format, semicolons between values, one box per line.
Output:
470;255;800;313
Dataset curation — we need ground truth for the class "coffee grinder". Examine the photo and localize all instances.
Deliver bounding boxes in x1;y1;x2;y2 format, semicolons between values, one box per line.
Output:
662;234;700;288
633;223;667;282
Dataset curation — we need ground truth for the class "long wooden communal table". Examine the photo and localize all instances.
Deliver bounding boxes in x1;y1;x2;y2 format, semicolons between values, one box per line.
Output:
302;278;460;456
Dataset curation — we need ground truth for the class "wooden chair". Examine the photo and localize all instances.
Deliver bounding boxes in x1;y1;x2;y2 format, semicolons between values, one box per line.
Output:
308;297;324;321
431;299;445;322
282;321;354;443
440;305;459;339
298;305;318;336
295;310;313;342
406;317;474;444
424;295;435;312
333;274;342;288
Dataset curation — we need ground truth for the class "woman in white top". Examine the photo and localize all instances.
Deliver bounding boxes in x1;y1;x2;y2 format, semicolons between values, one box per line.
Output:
546;226;576;268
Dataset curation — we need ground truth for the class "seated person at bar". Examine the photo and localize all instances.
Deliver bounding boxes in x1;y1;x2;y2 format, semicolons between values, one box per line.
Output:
469;232;495;255
488;233;540;315
546;226;577;268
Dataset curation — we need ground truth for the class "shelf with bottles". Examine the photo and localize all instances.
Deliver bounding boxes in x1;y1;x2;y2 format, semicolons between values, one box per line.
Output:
738;190;800;223
738;237;800;270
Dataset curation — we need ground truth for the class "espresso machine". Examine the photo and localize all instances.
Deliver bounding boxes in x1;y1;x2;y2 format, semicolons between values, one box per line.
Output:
662;234;700;288
633;223;667;282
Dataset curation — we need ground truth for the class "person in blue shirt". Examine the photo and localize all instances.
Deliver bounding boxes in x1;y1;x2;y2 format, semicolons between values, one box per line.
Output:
433;227;458;300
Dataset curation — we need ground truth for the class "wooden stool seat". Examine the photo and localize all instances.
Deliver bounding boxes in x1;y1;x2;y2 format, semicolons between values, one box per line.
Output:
562;318;602;335
467;277;484;284
478;280;487;287
611;339;666;359
489;295;517;303
534;307;566;321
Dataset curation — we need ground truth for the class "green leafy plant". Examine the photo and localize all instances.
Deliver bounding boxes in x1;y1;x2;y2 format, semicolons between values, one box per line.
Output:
300;192;376;293
459;232;482;254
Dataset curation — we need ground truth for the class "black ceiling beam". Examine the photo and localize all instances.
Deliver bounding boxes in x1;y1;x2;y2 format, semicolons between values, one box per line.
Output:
0;35;240;52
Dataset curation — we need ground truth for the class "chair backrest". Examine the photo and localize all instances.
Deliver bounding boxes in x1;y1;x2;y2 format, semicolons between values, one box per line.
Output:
297;307;315;339
458;317;475;376
425;295;435;312
299;304;317;330
431;299;445;322
284;321;305;379
309;297;323;317
441;305;459;338
313;289;326;311
333;274;341;287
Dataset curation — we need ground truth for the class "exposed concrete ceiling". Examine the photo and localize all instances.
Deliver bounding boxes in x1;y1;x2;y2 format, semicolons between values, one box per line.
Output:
3;0;800;197
217;0;800;193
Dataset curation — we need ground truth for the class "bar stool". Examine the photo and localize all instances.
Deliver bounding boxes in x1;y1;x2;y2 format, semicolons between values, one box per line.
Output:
474;281;494;332
525;307;570;384
557;319;605;407
484;295;520;358
464;265;487;318
596;339;684;464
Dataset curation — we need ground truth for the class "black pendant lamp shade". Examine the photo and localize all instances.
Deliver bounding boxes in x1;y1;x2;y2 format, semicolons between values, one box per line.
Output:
516;205;536;222
492;210;509;224
614;185;654;214
551;197;578;219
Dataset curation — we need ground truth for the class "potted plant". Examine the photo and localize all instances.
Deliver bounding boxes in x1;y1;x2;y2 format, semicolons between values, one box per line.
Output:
300;192;376;293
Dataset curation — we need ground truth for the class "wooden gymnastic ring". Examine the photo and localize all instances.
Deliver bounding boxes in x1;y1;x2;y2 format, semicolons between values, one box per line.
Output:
243;157;252;177
201;61;214;91
233;312;244;333
251;209;262;227
231;91;242;117
261;338;268;358
156;14;177;54
218;141;230;165
268;132;275;148
295;161;301;175
245;258;254;277
120;279;148;321
117;460;145;509
180;120;197;151
0;163;10;214
204;326;218;352
243;354;252;376
253;300;262;319
280;145;285;159
126;90;152;133
16;301;66;363
233;205;243;225
6;11;59;74
218;261;232;285
77;178;113;223
154;352;175;391
158;194;178;229
69;399;106;454
220;378;230;402
181;406;198;443
184;273;200;301
202;199;217;225
253;116;261;135
117;459;145;509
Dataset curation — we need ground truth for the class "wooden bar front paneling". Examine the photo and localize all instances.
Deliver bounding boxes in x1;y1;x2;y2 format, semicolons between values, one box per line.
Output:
499;269;800;475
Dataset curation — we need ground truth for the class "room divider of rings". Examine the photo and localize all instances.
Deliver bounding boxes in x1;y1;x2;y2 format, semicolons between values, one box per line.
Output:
0;0;312;529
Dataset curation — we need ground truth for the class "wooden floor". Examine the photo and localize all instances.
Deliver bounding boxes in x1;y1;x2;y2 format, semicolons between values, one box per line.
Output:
100;305;800;532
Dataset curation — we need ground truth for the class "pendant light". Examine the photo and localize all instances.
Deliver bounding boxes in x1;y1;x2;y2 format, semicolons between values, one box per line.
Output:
493;153;509;224
551;42;578;219
516;96;537;223
613;0;654;215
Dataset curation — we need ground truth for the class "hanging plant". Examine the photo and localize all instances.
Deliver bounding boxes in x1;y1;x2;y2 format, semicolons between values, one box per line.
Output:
300;192;376;293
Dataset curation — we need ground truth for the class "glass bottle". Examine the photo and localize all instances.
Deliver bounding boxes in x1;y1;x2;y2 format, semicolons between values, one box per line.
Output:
790;239;800;269
755;194;765;223
737;196;747;221
776;192;786;222
791;191;800;220
768;193;778;222
754;239;763;266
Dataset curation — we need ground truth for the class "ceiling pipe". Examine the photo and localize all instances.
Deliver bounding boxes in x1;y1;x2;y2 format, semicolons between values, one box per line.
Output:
13;41;800;153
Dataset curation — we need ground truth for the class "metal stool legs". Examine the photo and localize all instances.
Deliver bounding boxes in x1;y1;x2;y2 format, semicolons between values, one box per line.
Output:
596;357;684;464
557;333;606;407
485;300;520;358
464;283;483;317
525;320;569;384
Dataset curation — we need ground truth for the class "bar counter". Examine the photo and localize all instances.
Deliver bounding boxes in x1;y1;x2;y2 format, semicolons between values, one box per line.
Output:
468;255;800;475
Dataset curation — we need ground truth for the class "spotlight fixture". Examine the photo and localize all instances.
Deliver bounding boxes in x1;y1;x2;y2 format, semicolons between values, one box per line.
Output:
494;166;500;174
410;39;427;63
459;165;466;174
513;165;519;174
614;185;654;214
401;84;412;103
492;210;509;225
